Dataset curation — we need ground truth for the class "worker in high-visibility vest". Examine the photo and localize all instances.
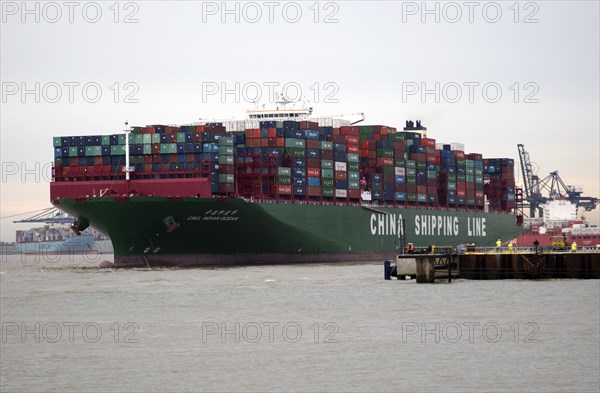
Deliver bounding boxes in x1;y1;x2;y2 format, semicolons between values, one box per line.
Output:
571;241;577;253
508;242;513;253
496;239;502;252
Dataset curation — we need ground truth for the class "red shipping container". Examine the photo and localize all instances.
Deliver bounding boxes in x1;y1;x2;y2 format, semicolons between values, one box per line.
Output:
306;139;320;149
277;185;292;195
377;157;394;166
321;150;334;160
347;144;359;154
335;171;348;180
251;129;261;138
307;168;321;177
383;174;395;183
457;190;466;197
348;189;360;199
395;184;406;192
308;186;321;197
426;155;437;163
361;140;370;149
454;150;465;159
218;183;235;193
340;126;359;135
244;129;253;139
268;128;276;138
306;158;321;168
276;137;285;147
421;137;436;147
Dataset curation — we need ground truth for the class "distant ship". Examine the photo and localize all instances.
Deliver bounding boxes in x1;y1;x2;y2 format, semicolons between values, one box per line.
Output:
515;199;600;248
13;210;111;255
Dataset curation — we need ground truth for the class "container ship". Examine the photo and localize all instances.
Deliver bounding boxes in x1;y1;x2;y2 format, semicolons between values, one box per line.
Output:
50;104;522;267
15;226;109;255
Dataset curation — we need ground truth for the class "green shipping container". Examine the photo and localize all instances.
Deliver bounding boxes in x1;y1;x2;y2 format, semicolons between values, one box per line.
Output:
466;175;474;183
219;146;234;156
467;198;475;205
321;169;334;179
447;174;456;182
322;188;334;197
168;144;177;154
285;138;305;148
143;134;152;145
387;133;405;142
218;156;234;165
348;172;359;181
111;145;125;155
347;154;359;163
427;171;437;179
118;134;126;145
143;145;152;155
416;161;427;170
475;176;483;183
176;133;186;143
417;194;427;202
406;177;416;185
457;174;466;182
383;166;394;175
394;160;406;167
406;160;416;169
376;149;393;158
53;137;62;147
101;135;110;145
322;178;334;188
278;167;291;176
85;146;95;156
219;174;234;183
321;160;333;169
219;137;234;146
160;144;170;154
320;141;333;150
286;148;305;158
277;176;291;185
348;181;360;189
406;193;417;202
348;162;359;172
69;147;78;157
406;168;416;176
152;134;161;144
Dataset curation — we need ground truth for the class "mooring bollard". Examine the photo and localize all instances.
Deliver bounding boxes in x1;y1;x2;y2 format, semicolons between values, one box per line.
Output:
384;260;391;280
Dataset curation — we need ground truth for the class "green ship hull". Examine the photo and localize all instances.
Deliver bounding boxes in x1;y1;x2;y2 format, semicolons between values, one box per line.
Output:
53;196;522;267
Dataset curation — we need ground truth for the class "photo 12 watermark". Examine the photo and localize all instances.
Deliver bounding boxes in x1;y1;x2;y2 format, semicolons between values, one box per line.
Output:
2;321;140;344
201;321;340;344
200;1;340;23
401;321;540;343
1;1;140;23
201;81;339;104
401;82;540;104
400;1;540;24
1;82;140;104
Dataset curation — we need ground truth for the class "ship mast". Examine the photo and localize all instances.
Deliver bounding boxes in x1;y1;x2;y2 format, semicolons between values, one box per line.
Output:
123;121;134;181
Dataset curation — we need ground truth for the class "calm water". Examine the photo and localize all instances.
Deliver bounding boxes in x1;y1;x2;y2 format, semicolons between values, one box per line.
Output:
1;254;599;393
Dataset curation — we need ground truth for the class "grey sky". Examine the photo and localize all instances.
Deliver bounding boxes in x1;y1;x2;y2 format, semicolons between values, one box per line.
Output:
1;1;599;241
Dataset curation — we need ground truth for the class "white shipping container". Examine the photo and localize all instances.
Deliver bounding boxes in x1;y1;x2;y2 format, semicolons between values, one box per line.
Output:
244;120;260;129
334;162;347;171
335;189;347;198
450;143;465;151
394;167;405;176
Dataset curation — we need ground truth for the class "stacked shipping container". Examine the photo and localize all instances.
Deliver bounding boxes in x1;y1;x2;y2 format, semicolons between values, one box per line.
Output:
52;120;515;211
